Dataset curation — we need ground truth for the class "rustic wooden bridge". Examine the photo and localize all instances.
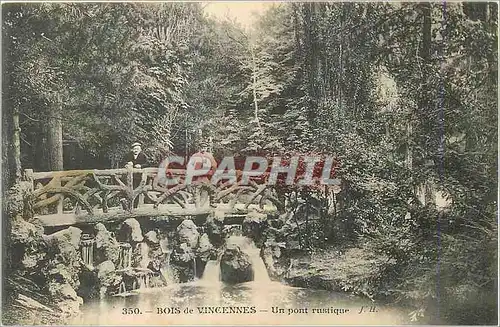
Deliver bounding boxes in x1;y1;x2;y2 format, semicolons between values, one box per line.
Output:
24;167;284;228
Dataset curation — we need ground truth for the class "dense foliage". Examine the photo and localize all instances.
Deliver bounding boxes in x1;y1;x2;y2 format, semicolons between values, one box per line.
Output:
2;2;497;325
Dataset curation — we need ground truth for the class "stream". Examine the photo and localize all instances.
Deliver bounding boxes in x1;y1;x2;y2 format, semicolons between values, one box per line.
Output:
70;237;418;325
71;281;416;325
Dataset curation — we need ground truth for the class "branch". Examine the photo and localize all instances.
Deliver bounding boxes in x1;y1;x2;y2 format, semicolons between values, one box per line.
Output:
21;113;40;122
20;135;32;146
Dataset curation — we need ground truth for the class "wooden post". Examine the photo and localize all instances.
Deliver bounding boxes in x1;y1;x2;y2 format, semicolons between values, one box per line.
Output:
126;167;133;210
56;177;63;215
137;170;147;207
36;182;48;215
102;190;109;214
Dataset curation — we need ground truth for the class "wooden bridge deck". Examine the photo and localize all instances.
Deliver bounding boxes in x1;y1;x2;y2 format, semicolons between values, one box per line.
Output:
35;203;277;227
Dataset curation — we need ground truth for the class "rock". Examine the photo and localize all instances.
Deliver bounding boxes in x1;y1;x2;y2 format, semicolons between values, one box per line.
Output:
205;213;224;247
196;233;214;262
145;231;159;245
47;263;78;287
117;218;143;243
10;218;47;271
94;259;122;297
58;297;83;316
261;240;289;280
171;243;195;264
94;223;120;265
48;282;79;301
96;260;115;279
46;282;83;316
176;220;199;249
62;227;82;248
11;218;44;244
242;211;268;247
43;227;82;276
44;227;82;253
15;294;54;313
220;244;253;284
222;224;243;237
22;254;42;270
147;259;161;273
170;243;196;282
37;227;84;292
144;231;169;276
148;234;167;273
148;246;165;271
77;269;100;301
197;233;213;253
100;273;123;297
6;181;33;219
148;274;167;288
11;218;47;270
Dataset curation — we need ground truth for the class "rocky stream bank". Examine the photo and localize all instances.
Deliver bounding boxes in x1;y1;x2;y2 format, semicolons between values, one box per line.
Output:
2;208;385;325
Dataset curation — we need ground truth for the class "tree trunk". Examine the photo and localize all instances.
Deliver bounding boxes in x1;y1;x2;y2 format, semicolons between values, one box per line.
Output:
337;5;345;113
419;3;435;205
13;107;22;180
45;102;64;213
2;98;13;289
46;103;63;171
250;44;260;128
1;96;20;300
2;105;12;188
420;3;432;62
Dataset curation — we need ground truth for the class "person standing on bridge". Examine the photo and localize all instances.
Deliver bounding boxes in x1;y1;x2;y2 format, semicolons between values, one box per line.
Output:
124;142;149;169
187;141;217;208
121;142;149;210
190;142;217;178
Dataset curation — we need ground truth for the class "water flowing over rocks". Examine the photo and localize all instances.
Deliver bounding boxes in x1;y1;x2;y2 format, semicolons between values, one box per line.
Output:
132;242;149;268
92;260;122;298
5;202;287;324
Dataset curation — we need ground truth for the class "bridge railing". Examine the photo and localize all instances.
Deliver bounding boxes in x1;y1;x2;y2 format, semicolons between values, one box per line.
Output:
23;168;283;217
